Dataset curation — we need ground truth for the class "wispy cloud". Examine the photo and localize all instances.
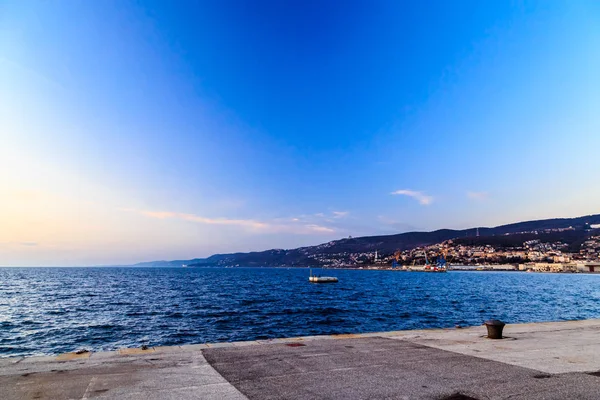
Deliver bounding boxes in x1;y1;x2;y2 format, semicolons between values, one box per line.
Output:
121;208;336;235
467;191;489;201
305;224;335;233
178;213;269;229
139;211;178;219
332;211;349;218
19;242;38;246
390;189;433;205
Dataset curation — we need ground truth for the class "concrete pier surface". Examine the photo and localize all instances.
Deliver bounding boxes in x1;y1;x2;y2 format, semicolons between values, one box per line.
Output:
2;320;600;399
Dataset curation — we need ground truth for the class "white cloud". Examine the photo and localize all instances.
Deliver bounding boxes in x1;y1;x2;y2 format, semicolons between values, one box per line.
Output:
305;224;336;233
138;210;178;219
390;189;433;205
467;191;489;201
121;208;336;235
332;211;349;218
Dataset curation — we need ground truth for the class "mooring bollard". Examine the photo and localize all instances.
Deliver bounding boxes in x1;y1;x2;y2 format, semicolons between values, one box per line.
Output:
484;319;506;339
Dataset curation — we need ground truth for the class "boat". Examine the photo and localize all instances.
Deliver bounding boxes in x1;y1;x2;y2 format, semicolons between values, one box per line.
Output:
423;264;447;273
309;269;338;283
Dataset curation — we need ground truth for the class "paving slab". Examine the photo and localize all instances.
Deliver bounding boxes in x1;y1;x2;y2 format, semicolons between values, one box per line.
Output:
203;336;600;400
0;348;247;400
55;351;92;361
392;319;600;374
0;357;23;367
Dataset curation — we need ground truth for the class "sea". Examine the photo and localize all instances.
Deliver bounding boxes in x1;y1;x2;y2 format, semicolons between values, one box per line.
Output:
1;267;600;358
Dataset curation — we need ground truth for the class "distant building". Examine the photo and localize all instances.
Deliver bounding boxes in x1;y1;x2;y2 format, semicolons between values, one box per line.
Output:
577;262;600;273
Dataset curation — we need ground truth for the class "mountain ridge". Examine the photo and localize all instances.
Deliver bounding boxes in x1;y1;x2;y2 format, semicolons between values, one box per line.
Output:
132;213;600;268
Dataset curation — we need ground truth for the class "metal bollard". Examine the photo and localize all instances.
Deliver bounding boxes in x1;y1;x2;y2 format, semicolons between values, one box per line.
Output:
484;319;505;339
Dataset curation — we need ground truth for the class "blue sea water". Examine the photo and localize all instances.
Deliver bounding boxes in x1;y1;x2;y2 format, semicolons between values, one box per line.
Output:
1;267;600;358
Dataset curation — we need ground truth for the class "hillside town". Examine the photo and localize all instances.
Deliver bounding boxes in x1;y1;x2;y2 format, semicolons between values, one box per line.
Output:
355;232;600;273
304;227;600;273
399;237;599;272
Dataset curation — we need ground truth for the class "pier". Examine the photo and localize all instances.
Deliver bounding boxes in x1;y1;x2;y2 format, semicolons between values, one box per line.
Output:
2;320;600;399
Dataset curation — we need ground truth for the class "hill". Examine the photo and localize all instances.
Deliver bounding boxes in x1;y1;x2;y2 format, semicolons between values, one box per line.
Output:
134;214;600;268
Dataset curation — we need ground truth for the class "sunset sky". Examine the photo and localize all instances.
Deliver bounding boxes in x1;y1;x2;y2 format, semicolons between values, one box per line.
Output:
1;1;599;266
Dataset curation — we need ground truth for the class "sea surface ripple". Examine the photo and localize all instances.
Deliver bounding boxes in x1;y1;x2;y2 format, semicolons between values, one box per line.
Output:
1;267;600;357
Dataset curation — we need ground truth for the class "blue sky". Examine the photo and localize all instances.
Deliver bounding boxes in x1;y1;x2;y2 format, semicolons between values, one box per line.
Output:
1;1;599;265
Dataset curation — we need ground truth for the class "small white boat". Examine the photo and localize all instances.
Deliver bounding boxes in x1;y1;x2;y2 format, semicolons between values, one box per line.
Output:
309;269;338;283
